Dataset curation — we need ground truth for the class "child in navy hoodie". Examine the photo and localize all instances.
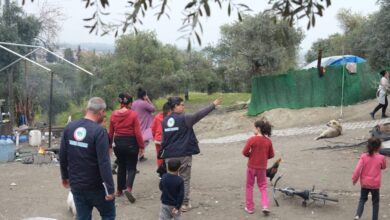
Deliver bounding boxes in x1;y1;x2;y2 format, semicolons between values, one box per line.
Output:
159;159;184;220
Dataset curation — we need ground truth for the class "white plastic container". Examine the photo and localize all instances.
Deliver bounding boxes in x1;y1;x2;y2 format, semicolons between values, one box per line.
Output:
29;130;42;146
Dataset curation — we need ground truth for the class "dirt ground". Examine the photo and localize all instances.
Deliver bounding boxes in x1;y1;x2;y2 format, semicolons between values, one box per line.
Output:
1;99;389;220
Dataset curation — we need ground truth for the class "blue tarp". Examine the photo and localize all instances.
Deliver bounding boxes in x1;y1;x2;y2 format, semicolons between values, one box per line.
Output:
303;55;366;69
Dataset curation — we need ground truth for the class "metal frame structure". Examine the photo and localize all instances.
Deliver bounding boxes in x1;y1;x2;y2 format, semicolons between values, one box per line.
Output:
0;42;94;148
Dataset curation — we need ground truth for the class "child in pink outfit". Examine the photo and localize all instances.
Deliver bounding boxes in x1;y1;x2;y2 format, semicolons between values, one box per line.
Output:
352;137;387;220
242;119;274;215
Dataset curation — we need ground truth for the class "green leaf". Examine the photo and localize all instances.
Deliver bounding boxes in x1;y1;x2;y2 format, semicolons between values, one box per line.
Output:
89;21;97;34
204;2;211;16
100;0;109;8
185;1;197;9
228;3;231;16
195;31;202;45
326;0;331;7
83;12;96;21
238;12;242;22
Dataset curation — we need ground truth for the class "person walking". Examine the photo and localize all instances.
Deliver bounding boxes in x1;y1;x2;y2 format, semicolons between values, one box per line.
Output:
132;88;155;161
242;119;274;216
370;70;389;119
352;137;387;220
158;159;184;220
161;96;221;212
152;102;171;177
109;93;144;203
60;97;115;220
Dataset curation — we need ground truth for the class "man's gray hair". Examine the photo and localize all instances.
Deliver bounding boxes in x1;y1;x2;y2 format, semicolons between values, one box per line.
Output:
87;97;106;113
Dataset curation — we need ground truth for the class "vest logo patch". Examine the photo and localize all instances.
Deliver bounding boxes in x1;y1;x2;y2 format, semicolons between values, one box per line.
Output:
167;117;175;128
74;127;87;141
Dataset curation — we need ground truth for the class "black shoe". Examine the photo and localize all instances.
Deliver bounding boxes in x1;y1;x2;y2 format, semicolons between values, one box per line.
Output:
382;115;388;118
112;169;117;175
139;156;147;162
124;191;136;203
370;112;375;120
136;169;140;174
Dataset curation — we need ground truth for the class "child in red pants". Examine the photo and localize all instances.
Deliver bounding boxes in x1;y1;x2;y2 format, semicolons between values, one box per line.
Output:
242;119;274;215
152;103;171;177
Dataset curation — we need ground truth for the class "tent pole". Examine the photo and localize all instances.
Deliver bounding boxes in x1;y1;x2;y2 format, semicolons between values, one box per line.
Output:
340;62;345;118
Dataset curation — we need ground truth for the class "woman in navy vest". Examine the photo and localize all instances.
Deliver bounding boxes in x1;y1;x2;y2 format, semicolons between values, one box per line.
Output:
161;96;221;212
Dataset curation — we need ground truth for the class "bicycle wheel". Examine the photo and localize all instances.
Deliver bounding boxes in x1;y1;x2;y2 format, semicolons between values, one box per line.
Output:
311;194;339;203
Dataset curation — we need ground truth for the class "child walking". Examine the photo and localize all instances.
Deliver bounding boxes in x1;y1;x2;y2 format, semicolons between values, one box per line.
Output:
159;159;184;220
352;137;387;220
242;119;274;215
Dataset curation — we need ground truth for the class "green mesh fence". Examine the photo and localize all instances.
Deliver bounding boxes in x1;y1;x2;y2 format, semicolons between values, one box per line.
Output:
247;63;378;116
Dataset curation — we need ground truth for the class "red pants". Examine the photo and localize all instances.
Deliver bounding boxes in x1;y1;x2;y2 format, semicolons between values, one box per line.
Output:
155;143;164;167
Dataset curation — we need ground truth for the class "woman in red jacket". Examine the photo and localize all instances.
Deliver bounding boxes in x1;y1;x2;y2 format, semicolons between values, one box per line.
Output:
151;102;171;170
109;93;144;203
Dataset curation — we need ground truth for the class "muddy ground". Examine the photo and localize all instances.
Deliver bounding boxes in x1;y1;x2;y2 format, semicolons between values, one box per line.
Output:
1;99;389;220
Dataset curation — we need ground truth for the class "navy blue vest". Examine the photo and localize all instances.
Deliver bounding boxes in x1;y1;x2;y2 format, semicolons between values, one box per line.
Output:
161;112;200;158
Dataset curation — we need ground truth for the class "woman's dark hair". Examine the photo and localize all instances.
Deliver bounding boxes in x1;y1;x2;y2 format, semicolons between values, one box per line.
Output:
162;102;171;117
254;119;272;136
118;92;133;105
137;88;147;99
167;96;184;110
367;137;381;156
380;70;387;77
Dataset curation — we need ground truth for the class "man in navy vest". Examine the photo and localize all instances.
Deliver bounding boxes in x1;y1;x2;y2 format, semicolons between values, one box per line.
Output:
60;97;115;219
161;96;221;212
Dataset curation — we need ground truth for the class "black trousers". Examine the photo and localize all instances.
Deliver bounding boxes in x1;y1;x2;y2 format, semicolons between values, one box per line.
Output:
373;96;388;116
355;188;379;220
113;136;139;191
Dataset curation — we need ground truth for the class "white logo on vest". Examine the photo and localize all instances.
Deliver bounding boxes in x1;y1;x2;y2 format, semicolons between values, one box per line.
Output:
167;118;175;128
74;127;87;141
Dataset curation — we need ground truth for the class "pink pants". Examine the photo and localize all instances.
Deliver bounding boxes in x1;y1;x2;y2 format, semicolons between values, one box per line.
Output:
245;168;269;211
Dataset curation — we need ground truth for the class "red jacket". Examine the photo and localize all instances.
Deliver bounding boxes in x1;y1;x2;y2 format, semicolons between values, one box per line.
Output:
242;135;274;169
151;112;164;144
108;108;144;149
352;153;386;189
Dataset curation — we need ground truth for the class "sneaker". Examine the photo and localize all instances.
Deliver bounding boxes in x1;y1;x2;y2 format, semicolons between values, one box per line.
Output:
370;112;375;120
124;191;136;203
244;207;254;214
354;216;360;220
262;208;270;216
112;169;117;175
382;115;388;119
181;203;192;212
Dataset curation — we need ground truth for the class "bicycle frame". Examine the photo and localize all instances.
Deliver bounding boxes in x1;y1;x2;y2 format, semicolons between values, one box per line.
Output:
273;176;338;207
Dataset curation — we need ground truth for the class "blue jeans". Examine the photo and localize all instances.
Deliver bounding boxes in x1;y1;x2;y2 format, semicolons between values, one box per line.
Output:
71;189;116;220
355;188;379;220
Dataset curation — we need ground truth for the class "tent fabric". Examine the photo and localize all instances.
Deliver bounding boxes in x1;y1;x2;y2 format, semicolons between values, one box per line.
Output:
247;63;378;116
302;55;366;70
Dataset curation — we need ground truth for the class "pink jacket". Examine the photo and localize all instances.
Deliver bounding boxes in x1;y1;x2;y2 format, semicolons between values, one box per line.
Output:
352;153;386;189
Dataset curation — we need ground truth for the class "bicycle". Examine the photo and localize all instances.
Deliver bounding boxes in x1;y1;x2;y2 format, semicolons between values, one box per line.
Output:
272;176;339;207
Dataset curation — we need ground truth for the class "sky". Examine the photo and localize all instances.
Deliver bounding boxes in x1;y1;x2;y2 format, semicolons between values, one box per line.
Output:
19;0;380;52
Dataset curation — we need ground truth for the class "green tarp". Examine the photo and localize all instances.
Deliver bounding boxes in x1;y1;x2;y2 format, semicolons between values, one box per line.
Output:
248;63;378;116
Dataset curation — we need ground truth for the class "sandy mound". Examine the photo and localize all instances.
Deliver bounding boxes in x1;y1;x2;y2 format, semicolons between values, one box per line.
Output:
196;99;379;139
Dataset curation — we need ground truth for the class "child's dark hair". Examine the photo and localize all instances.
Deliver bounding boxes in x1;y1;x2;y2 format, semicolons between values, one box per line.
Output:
162;102;171;118
167;159;181;172
167;96;184;110
367;137;382;156
137;87;147;99
380;70;387;77
254;119;272;136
